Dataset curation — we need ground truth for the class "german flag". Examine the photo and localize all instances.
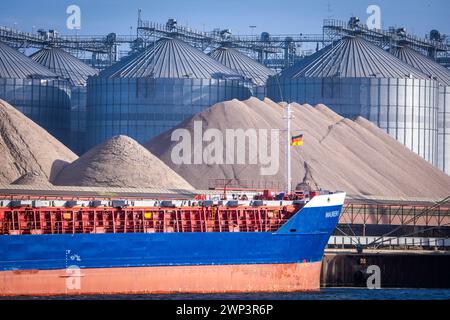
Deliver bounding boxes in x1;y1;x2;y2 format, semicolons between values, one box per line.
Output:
291;134;303;146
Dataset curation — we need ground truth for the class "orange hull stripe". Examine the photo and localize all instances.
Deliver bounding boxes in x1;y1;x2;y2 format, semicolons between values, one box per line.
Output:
0;262;321;296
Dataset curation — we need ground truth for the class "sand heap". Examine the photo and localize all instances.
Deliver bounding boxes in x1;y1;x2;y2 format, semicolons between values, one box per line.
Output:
12;171;53;186
0;99;78;185
146;97;450;199
54;135;193;189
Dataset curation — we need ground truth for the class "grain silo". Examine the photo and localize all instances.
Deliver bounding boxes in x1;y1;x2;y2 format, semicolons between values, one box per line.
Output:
209;46;276;98
392;46;450;174
86;37;251;148
30;47;98;155
267;36;439;165
0;42;71;147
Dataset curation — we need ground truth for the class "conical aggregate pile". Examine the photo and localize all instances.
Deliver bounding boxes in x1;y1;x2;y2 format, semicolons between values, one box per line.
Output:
146;97;450;199
11;171;53;186
54;135;193;189
0;99;77;185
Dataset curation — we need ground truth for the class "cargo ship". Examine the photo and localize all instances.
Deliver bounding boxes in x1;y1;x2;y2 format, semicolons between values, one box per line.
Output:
0;190;345;296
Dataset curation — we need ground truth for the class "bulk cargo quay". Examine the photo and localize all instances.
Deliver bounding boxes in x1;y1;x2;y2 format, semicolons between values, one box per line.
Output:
0;188;346;296
322;195;450;289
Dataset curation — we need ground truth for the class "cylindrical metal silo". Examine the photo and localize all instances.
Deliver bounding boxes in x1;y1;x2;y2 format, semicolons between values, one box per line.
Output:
392;46;450;175
86;37;252;148
209;46;276;99
30;48;98;155
267;36;439;165
0;42;71;147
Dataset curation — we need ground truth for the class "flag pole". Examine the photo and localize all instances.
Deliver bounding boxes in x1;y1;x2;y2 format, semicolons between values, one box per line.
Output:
275;73;292;195
286;103;292;194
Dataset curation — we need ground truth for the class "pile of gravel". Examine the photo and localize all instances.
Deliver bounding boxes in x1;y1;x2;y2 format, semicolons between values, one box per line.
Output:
54;135;193;189
11;171;53;186
146;97;450;199
0;99;77;185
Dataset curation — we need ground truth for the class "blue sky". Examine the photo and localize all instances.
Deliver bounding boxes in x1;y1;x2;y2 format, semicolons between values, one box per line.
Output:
0;0;449;38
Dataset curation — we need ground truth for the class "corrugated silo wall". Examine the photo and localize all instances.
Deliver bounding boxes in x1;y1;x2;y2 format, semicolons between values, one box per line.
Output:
0;78;72;147
86;77;251;148
267;77;439;165
70;86;87;155
437;86;450;174
253;85;268;100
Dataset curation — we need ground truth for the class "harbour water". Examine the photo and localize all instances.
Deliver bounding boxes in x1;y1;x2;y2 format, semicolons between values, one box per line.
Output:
10;288;450;300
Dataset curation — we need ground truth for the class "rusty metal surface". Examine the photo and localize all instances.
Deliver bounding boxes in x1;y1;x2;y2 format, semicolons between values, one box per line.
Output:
0;262;322;296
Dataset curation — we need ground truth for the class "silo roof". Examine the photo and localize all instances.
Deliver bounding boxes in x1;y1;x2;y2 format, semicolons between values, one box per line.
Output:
392;46;450;86
0;42;58;79
98;37;244;80
209;47;276;86
278;36;430;80
30;48;98;86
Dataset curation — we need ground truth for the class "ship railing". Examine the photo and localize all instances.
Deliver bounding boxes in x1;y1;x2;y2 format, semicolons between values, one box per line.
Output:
0;219;289;234
0;211;292;235
328;236;450;250
208;179;285;192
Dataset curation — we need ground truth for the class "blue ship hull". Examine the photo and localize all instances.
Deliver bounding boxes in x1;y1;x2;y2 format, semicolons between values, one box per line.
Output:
0;193;345;295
